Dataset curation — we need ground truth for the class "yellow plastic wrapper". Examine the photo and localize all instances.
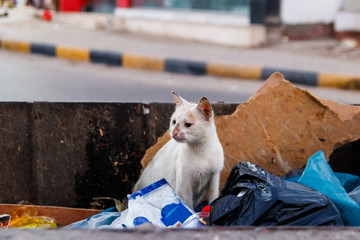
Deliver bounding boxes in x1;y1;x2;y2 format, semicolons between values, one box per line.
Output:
9;205;58;228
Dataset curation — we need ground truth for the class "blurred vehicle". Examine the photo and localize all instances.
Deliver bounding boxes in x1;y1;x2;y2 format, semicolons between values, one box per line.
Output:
0;0;9;16
0;7;8;17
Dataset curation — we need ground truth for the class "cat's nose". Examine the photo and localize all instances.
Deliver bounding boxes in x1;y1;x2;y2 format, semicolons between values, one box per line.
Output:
172;128;179;138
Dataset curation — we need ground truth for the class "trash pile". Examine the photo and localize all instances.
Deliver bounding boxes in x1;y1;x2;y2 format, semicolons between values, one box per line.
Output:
65;151;360;229
52;151;360;228
1;150;359;229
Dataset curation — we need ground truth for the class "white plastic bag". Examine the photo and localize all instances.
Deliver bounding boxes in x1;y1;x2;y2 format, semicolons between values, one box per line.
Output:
110;178;197;228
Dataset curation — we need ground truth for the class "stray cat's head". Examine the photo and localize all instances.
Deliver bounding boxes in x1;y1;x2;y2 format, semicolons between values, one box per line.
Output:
169;91;214;144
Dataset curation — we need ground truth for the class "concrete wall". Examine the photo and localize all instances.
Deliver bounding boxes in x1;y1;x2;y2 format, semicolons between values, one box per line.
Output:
0;102;237;208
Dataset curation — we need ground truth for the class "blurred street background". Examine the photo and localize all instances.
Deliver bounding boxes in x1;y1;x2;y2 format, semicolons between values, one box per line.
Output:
1;0;360;103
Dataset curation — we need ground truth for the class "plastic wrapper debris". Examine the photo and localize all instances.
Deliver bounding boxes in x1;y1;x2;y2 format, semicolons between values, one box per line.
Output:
295;150;360;226
209;161;344;226
349;186;360;206
0;214;10;228
182;206;210;228
181;212;205;228
9;205;58;228
110;178;198;228
64;207;121;229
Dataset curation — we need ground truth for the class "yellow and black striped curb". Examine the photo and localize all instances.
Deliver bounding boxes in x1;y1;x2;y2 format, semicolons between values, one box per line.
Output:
1;38;360;90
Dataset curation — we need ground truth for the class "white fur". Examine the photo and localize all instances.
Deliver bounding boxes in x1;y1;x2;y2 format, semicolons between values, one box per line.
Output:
133;93;224;209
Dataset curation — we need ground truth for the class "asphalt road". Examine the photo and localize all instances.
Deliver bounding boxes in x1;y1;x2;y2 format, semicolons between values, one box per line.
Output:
1;50;360;104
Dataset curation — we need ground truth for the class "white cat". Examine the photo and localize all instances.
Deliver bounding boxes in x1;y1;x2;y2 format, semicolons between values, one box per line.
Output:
133;92;224;209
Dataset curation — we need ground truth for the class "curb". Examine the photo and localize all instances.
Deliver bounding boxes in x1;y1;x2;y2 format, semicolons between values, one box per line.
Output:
1;38;360;90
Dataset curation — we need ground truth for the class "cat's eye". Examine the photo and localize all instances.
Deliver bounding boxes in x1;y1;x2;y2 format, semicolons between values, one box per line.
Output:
185;123;192;128
172;120;176;125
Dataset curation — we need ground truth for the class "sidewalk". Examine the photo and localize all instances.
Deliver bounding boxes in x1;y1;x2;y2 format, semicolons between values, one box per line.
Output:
1;6;360;90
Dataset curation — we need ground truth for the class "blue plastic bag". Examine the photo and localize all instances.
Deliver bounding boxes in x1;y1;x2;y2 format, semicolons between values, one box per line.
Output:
285;171;360;192
287;172;360;193
335;172;360;192
296;150;360;226
64;207;121;229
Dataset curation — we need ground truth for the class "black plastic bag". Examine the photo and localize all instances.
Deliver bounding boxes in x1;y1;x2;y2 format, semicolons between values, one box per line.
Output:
209;162;344;226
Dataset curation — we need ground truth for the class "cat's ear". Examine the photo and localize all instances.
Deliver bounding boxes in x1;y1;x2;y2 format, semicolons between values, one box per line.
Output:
197;97;212;121
172;91;187;107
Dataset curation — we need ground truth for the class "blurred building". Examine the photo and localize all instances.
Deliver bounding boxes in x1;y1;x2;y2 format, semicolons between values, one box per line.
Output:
59;0;253;14
120;0;251;14
54;0;360;47
56;0;280;48
57;0;279;24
